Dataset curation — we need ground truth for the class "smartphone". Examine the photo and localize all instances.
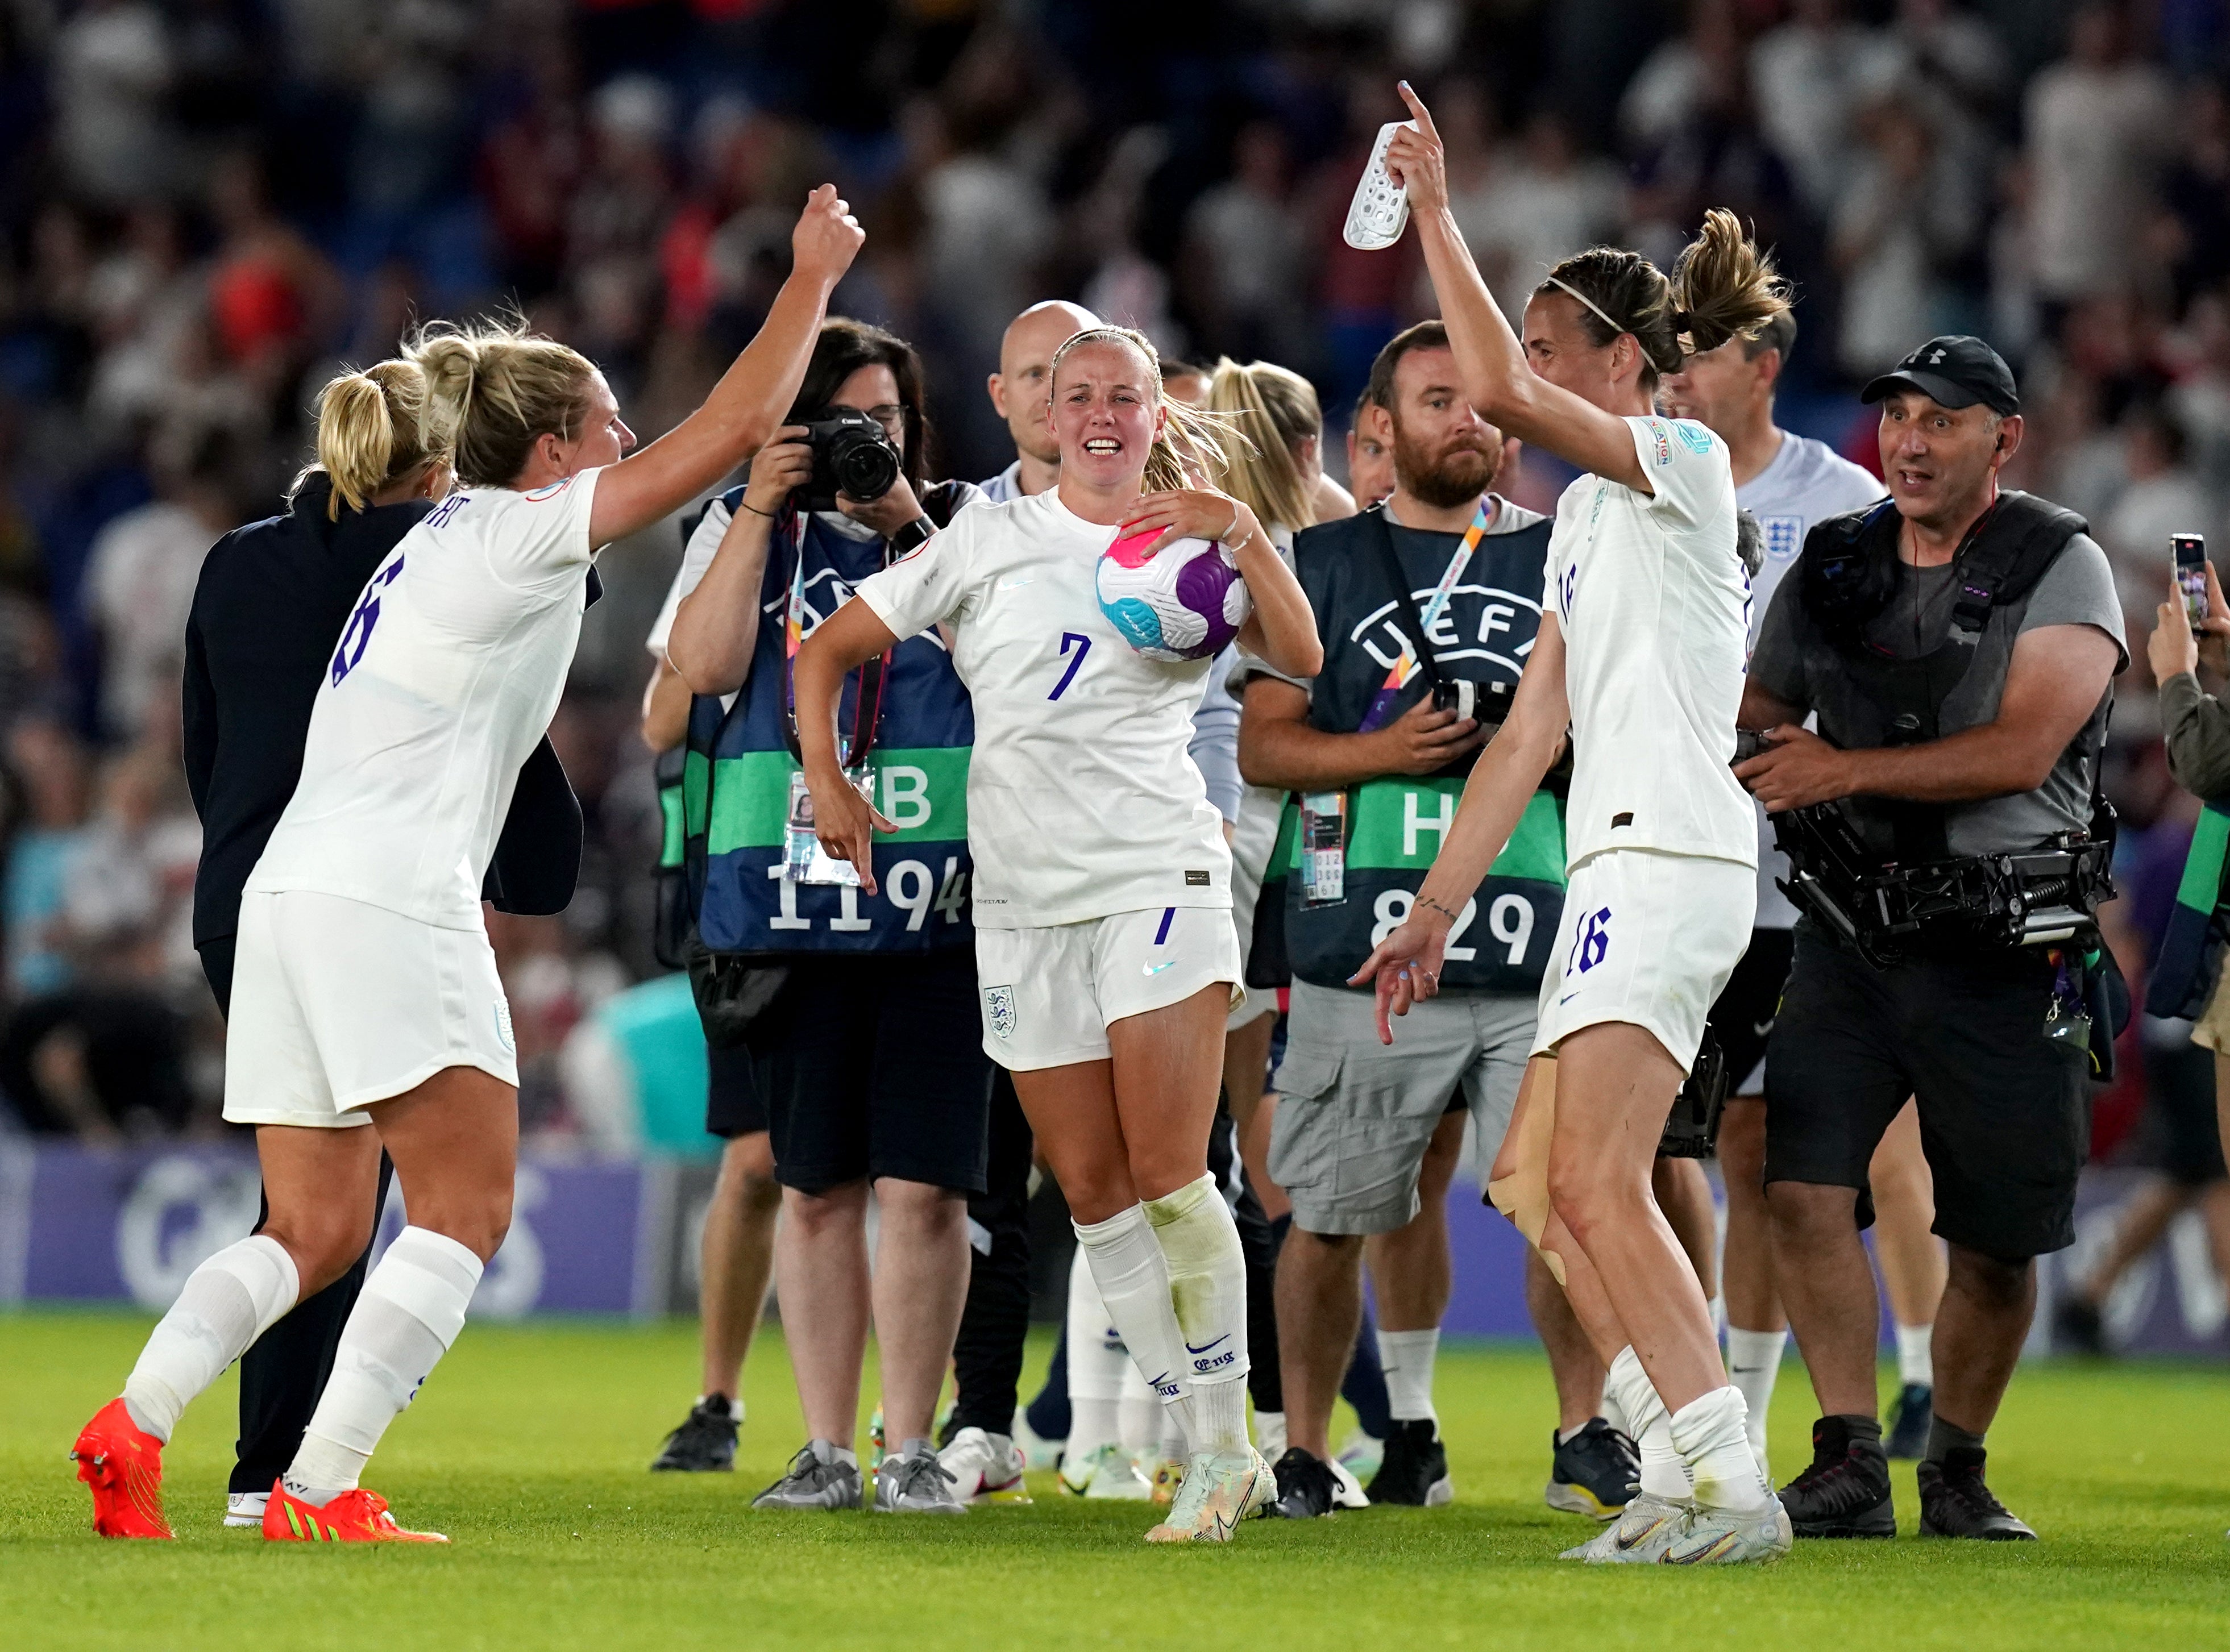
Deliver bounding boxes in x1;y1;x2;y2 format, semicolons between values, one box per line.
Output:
2175;532;2209;631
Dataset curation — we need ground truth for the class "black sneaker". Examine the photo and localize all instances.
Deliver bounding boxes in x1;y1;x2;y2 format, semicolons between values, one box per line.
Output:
1268;1447;1341;1518
1918;1447;2036;1539
2054;1295;2107;1357
1884;1383;1932;1460
1365;1418;1453;1508
650;1397;739;1472
1780;1416;1895;1538
1544;1417;1638;1518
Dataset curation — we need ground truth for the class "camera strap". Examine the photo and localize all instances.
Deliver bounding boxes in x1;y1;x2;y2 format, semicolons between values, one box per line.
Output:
781;510;892;768
1356;496;1492;733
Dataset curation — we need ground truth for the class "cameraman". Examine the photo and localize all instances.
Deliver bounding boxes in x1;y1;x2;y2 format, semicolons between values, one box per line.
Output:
1737;337;2125;1541
668;318;986;1514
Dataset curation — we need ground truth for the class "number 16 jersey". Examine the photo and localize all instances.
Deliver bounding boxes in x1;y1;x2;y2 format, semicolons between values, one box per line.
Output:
244;471;602;931
854;488;1231;929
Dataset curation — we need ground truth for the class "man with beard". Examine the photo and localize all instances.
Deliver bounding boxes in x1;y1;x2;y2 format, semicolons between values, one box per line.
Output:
1240;321;1619;1517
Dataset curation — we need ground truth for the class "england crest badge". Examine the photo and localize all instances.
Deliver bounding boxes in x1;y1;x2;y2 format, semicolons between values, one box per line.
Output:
984;984;1017;1041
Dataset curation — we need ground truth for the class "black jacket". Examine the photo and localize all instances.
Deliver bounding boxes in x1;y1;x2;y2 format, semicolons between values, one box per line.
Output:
181;472;583;946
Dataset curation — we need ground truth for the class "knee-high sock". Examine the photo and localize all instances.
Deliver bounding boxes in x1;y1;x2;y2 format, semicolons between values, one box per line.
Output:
1669;1385;1769;1512
1606;1345;1692;1500
1064;1243;1131;1459
123;1235;299;1442
1145;1174;1250;1454
285;1227;481;1498
1724;1326;1787;1462
1072;1205;1191;1455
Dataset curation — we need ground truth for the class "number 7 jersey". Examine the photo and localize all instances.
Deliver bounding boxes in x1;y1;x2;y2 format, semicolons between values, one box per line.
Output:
244;472;601;930
853;489;1232;929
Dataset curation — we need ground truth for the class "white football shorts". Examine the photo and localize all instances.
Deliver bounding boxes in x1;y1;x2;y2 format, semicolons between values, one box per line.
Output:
975;904;1244;1071
222;890;519;1129
1530;847;1755;1071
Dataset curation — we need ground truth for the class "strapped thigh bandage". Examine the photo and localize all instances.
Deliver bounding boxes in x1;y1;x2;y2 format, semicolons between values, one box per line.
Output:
1486;1055;1562;1284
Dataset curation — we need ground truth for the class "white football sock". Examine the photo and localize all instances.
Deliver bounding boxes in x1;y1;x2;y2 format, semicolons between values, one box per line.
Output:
1724;1326;1787;1459
1670;1385;1769;1513
1072;1203;1191;1422
285;1227;480;1500
1144;1174;1251;1454
1377;1328;1440;1424
1606;1345;1691;1500
1896;1322;1934;1389
122;1235;298;1443
1118;1353;1160;1456
1064;1242;1129;1459
1253;1409;1287;1460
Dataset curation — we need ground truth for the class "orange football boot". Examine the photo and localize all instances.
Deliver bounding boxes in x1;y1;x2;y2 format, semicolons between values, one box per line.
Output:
71;1397;173;1539
263;1480;449;1543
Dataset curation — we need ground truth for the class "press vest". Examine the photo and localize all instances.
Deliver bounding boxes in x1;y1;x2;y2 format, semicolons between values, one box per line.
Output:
1269;502;1567;994
682;495;977;956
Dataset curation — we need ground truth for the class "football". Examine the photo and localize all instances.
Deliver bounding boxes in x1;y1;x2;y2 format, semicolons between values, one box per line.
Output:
1094;528;1252;661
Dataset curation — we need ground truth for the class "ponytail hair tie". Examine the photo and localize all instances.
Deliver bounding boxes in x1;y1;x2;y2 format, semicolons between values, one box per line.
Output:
1671;309;1695;333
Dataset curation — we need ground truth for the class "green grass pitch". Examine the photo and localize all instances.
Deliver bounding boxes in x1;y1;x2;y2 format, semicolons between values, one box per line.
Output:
3;1311;2225;1650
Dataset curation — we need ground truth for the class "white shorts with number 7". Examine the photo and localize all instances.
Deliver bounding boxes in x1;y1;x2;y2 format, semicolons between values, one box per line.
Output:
1529;847;1755;1071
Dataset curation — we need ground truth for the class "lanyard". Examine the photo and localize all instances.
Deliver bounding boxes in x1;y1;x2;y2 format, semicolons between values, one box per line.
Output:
1356;495;1493;733
780;510;892;767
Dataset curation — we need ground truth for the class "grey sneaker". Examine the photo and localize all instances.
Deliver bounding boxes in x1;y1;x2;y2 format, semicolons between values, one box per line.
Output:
1656;1493;1794;1564
874;1445;967;1514
752;1441;863;1510
1560;1491;1690;1562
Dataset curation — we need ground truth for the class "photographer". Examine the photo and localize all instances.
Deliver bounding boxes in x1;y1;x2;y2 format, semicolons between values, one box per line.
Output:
666;318;986;1515
1737;336;2125;1541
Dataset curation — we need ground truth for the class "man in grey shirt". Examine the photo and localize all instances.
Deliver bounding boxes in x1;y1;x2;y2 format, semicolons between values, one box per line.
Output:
1734;336;2124;1545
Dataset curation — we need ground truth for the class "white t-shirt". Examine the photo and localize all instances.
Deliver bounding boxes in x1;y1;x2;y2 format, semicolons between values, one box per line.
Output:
853;488;1231;929
1548;415;1754;871
247;471;603;930
1738;431;1884;926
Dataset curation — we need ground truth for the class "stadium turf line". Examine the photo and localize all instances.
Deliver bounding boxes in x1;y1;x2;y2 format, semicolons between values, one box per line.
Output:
2;1312;2224;1650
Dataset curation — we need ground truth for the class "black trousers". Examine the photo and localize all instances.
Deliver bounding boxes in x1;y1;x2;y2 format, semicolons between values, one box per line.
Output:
202;934;396;1497
949;1070;1035;1435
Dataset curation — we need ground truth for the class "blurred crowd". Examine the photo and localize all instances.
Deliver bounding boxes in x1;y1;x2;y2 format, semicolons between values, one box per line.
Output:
1;0;2228;1153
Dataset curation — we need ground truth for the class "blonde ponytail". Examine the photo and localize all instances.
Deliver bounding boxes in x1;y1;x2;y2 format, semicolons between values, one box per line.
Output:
1670;208;1791;358
1205;357;1320;533
1049;324;1254;499
408;317;597;489
300;358;445;521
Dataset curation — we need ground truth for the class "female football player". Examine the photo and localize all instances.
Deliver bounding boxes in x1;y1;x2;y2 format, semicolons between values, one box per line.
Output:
70;186;862;1545
795;325;1320;1541
1353;84;1791;1564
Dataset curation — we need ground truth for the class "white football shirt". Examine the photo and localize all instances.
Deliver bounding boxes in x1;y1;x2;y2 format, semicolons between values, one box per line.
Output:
1549;415;1755;870
1738;431;1884;926
853;488;1231;929
246;470;603;929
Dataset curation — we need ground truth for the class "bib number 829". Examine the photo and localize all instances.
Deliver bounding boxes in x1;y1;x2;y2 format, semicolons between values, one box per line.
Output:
1371;889;1535;966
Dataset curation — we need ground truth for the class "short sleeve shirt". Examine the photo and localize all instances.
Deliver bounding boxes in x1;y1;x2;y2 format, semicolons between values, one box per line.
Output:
852;489;1231;928
1550;417;1755;869
246;471;602;928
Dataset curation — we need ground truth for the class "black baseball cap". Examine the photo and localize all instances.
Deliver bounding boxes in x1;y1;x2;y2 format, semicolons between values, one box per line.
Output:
1861;335;2020;416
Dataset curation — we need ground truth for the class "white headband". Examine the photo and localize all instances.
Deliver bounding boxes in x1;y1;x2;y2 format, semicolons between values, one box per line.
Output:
1544;274;1627;341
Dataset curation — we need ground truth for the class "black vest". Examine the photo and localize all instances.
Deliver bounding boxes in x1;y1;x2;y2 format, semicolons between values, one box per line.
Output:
1793;489;2094;862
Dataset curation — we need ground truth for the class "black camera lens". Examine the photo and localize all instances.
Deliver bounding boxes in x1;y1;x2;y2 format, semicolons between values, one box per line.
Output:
827;426;900;503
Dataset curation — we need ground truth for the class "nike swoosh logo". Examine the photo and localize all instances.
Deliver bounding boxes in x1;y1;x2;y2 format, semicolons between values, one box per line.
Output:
1143;960;1176;976
997;575;1033;590
1559;990;1580;1004
1185;1334;1230;1355
1751;1019;1774;1037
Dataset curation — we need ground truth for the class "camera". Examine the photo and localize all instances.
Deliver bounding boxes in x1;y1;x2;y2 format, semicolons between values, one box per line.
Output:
1431;679;1479;721
796;408;901;512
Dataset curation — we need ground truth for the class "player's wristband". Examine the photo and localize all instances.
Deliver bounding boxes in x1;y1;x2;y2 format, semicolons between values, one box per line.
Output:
888;517;935;558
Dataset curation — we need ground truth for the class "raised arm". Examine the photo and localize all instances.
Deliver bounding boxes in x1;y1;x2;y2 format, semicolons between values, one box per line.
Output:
1348;613;1571;1041
667;431;812;696
1384;84;1651;494
588;188;862;549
